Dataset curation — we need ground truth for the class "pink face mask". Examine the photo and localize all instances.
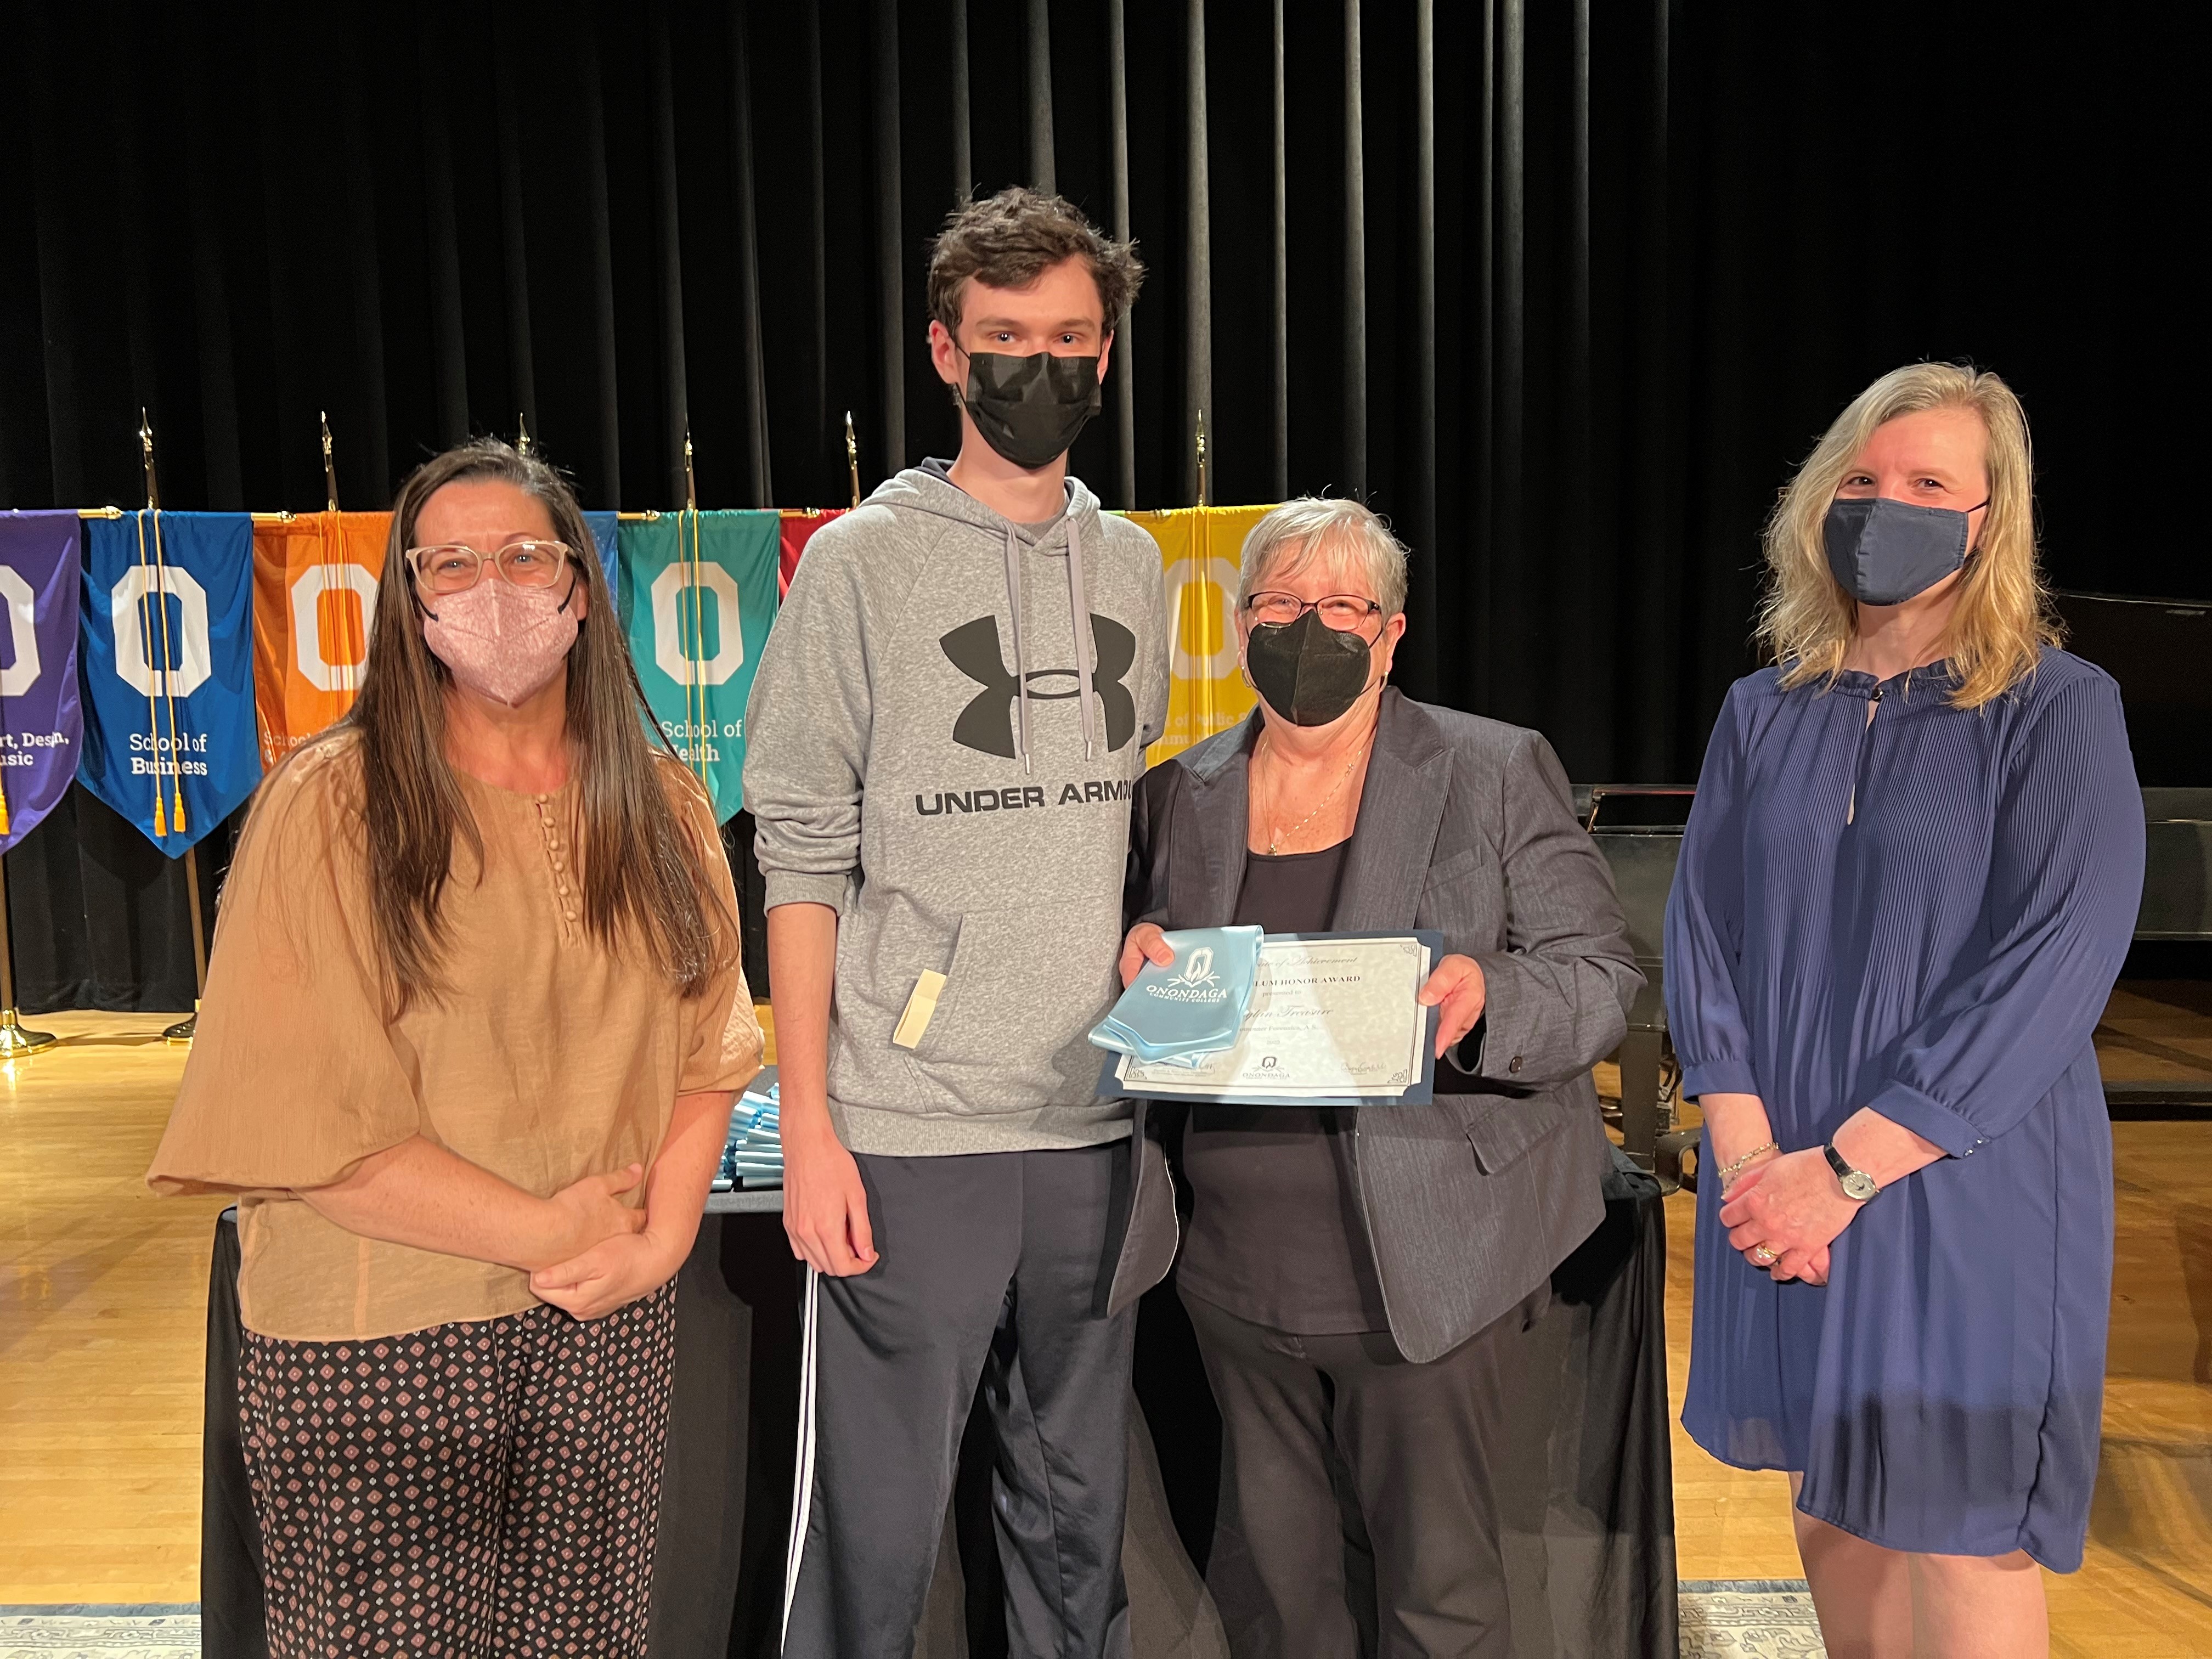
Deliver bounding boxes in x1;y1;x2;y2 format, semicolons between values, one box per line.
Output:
421;575;581;707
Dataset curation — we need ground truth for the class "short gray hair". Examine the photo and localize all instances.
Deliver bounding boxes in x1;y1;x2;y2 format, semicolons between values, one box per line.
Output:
1235;497;1409;618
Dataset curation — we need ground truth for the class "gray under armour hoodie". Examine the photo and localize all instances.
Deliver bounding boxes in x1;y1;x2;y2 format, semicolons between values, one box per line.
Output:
743;464;1169;1156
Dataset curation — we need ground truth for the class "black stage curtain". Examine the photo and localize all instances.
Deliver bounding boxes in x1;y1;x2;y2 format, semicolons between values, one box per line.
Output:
4;1;2204;1003
3;786;240;1013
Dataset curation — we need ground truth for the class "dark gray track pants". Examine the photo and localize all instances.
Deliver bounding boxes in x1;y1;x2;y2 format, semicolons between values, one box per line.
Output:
782;1143;1136;1659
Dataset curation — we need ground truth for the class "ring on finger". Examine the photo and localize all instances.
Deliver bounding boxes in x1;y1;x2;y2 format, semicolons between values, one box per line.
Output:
1751;1243;1780;1265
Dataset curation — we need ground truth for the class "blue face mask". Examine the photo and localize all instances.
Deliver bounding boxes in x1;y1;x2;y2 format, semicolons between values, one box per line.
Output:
1822;495;1988;606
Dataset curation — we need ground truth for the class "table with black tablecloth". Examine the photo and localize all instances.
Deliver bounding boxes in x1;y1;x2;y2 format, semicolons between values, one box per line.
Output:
201;1155;1677;1658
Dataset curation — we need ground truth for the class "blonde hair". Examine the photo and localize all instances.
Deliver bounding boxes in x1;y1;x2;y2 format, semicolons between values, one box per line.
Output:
1757;362;2058;709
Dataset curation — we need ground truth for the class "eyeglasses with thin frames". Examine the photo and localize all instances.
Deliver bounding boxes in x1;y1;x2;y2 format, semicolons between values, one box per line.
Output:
1243;590;1385;634
407;539;575;597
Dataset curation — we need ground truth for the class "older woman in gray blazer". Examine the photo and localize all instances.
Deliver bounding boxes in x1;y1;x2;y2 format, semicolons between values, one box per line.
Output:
1118;498;1640;1659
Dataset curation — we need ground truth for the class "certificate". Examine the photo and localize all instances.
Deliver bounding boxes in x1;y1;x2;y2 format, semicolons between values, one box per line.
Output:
1101;931;1443;1106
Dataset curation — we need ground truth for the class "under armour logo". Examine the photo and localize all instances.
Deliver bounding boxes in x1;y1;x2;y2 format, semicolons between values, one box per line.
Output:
940;614;1138;758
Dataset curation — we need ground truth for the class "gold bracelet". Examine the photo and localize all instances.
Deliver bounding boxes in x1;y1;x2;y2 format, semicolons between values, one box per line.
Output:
1716;1141;1780;1185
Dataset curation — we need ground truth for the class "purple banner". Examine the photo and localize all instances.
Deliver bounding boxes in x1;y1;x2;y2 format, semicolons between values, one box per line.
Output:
0;510;83;854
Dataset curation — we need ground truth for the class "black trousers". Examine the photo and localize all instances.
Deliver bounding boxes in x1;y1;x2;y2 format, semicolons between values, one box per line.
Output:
783;1143;1137;1659
1181;1286;1548;1659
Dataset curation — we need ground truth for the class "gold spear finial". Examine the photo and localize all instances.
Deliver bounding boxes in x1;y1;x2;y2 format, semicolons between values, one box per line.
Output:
139;409;161;511
516;411;534;457
320;411;339;514
844;411;860;509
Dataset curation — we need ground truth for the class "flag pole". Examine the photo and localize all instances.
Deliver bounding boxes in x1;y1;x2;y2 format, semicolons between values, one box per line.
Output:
139;414;202;1046
167;849;207;1047
142;413;188;843
319;413;358;698
845;411;860;509
0;852;59;1057
129;419;169;843
683;428;709;789
1195;407;1209;507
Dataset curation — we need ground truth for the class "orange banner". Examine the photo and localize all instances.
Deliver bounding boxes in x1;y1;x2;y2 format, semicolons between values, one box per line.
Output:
250;511;388;769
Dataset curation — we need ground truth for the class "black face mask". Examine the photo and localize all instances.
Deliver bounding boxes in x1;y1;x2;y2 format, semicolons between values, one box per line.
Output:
1244;610;1377;727
958;349;1103;469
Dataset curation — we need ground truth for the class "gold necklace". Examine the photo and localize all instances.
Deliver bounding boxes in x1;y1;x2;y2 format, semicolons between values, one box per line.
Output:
1259;733;1373;855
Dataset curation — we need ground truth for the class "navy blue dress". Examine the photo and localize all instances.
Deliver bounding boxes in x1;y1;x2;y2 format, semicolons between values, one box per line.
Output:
1664;650;2143;1570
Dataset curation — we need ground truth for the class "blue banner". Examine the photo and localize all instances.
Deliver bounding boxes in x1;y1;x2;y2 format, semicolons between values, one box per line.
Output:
584;510;620;619
78;511;262;855
619;510;779;824
0;511;84;853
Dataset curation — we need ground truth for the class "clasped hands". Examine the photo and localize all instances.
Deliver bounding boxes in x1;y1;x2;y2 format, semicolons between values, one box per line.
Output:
528;1164;686;1321
1718;1148;1861;1286
1118;923;1487;1058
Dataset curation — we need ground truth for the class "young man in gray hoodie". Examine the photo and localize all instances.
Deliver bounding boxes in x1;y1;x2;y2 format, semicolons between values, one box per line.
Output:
744;189;1171;1659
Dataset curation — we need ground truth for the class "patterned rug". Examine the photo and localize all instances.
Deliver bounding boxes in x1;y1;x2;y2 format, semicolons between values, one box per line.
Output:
1679;1579;1827;1656
0;1609;200;1657
7;1589;1822;1657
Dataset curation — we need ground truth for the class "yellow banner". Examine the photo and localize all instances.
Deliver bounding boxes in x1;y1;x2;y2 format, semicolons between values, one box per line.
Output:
251;511;390;769
1125;505;1276;765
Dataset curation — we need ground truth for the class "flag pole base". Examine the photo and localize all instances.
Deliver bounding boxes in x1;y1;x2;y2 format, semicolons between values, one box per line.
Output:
0;1008;59;1057
163;1001;199;1047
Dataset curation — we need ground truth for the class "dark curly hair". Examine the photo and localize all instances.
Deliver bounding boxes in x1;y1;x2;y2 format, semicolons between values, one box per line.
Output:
926;187;1145;337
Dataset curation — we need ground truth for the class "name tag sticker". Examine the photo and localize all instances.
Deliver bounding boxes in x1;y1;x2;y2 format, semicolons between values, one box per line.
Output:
892;970;949;1049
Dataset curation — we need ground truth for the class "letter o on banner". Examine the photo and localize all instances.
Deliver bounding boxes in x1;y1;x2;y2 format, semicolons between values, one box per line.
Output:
1167;555;1243;681
289;563;380;692
0;565;38;697
651;562;746;686
109;565;213;697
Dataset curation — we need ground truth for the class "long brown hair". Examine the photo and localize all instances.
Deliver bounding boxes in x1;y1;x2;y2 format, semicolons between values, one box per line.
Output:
330;438;728;1011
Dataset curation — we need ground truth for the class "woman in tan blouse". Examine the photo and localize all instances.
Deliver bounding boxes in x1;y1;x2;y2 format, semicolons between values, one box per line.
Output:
150;438;762;1659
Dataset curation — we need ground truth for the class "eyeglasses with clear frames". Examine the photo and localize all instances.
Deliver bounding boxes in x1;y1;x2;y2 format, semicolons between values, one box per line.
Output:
408;539;575;597
1244;590;1384;633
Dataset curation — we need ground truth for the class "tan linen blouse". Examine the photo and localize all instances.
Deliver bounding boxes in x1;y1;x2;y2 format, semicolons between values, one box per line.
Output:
148;736;763;1341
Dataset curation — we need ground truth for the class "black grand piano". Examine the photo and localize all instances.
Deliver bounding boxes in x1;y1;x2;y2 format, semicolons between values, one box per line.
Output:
1589;587;2212;1186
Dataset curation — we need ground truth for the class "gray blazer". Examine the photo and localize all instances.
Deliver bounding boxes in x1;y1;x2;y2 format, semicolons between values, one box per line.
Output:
1103;689;1643;1362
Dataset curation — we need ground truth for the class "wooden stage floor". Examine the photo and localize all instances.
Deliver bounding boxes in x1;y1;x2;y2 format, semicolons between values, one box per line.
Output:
3;1003;2209;1654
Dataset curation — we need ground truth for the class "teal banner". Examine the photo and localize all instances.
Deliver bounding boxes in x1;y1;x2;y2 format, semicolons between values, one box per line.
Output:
618;510;778;823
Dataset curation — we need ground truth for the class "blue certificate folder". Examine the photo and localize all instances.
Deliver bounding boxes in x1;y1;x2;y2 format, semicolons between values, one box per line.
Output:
1098;930;1444;1107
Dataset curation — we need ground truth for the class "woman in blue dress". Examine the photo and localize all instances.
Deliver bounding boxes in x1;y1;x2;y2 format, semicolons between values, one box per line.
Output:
1666;363;2144;1657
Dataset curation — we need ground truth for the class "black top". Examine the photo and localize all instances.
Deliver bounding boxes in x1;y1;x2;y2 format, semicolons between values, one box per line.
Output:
1176;839;1393;1335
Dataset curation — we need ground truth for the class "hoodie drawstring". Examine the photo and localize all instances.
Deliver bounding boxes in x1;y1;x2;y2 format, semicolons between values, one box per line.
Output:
1066;514;1097;761
1002;527;1032;772
1000;506;1097;770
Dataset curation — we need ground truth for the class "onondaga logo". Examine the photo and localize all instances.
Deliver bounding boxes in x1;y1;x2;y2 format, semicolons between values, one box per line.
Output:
1144;945;1229;1003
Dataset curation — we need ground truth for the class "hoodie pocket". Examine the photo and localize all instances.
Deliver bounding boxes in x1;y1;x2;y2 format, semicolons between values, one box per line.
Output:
907;904;1116;1110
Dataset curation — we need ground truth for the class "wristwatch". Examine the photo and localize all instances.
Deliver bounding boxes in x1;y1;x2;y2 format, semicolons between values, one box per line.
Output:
1824;1141;1880;1202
